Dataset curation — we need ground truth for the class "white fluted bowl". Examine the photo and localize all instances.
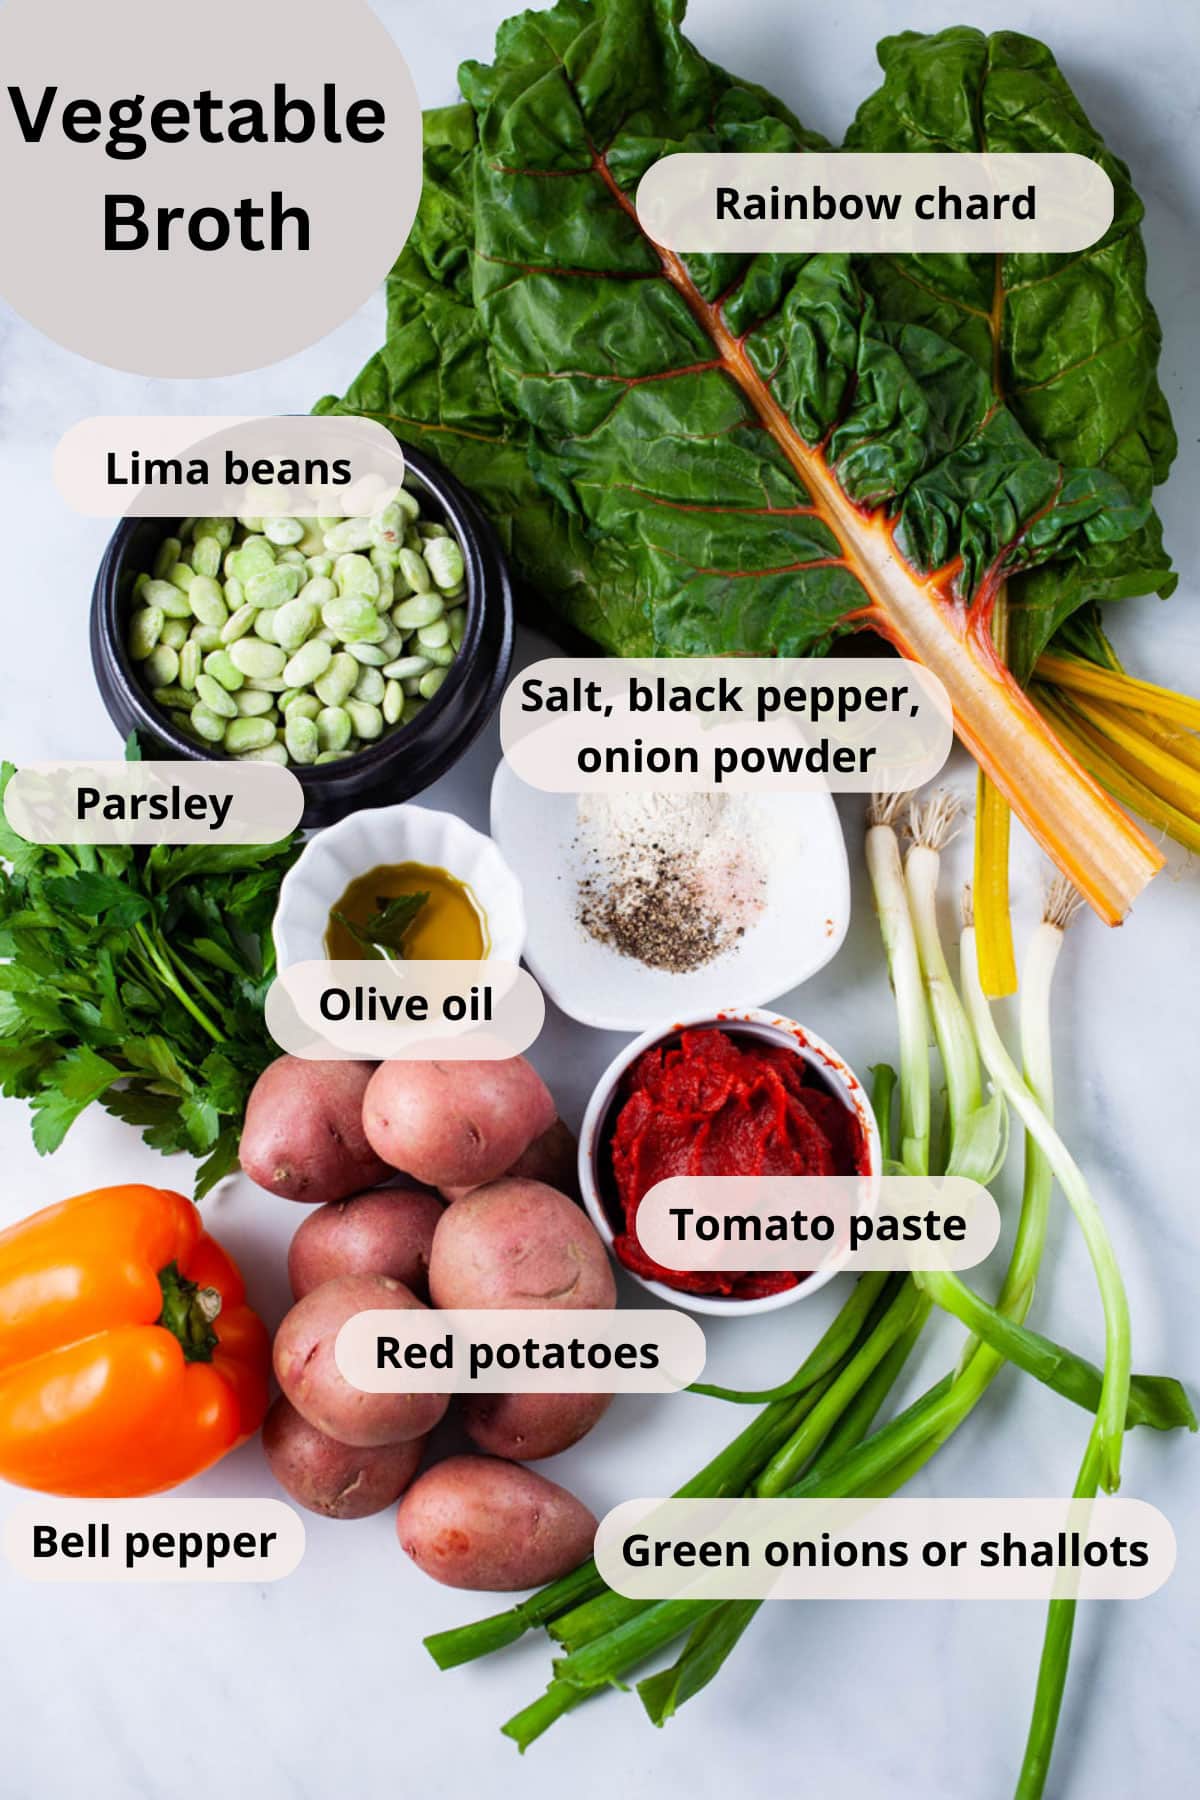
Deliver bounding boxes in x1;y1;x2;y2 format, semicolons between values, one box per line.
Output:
272;803;526;970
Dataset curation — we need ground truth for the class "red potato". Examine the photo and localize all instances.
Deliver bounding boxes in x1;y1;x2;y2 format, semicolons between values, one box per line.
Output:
396;1455;597;1590
262;1396;425;1519
362;1057;555;1190
273;1273;448;1448
440;1117;579;1203
240;1057;392;1204
287;1186;445;1301
429;1178;616;1311
462;1391;612;1462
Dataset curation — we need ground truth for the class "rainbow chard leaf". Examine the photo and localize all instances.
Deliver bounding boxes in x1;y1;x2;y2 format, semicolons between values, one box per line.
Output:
319;0;1171;924
844;25;1177;679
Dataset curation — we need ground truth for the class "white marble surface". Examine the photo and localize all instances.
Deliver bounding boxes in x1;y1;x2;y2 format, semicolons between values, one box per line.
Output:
1;1;1198;1795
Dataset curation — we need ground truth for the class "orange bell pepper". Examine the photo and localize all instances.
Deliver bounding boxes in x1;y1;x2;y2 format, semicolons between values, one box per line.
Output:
0;1184;269;1497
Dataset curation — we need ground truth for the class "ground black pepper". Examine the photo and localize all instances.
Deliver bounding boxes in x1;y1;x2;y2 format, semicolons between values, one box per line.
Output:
573;796;764;972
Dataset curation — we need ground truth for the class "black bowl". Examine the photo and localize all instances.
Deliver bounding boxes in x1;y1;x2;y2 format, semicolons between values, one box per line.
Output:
90;443;514;828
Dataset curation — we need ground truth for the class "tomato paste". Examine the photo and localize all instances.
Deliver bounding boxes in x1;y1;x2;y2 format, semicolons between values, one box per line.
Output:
609;1027;866;1298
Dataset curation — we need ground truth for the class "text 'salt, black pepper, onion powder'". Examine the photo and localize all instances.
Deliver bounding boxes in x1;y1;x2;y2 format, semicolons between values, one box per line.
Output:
573;794;766;973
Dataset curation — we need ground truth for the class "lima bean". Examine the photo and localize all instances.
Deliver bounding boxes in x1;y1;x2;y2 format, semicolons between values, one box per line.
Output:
345;640;389;666
424;537;465;591
246;565;301;609
334;553;380;599
165;563;196;596
142;645;178;689
190;703;226;743
152;537;182;580
194;517;235;549
232;537;276;579
235;743;290;765
397;548;432;594
283;639;333;688
383;654;430;681
188;576;228;628
273;598;319;653
179;640;201;691
345;699;383;740
129;607;164;660
316;706;352;752
195;673;238;718
229;638;287;680
192;536;223;580
352;665;385;706
203;649;245;691
285;713;319;765
323;518;374;554
220;602;258;644
235;687;275;717
393;592;442;630
322;596;381;643
145;577;193;619
151;685;193;710
131;506;467;769
314;653;357;707
223;717;278;754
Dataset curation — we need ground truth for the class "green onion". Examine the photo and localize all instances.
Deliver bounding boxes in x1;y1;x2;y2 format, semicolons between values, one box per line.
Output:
905;795;1008;1186
865;793;929;1175
960;901;1131;1493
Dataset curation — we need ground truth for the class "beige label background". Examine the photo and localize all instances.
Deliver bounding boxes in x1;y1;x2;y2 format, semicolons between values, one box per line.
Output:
265;960;546;1060
636;1175;1000;1273
502;658;952;793
54;417;406;518
0;0;421;376
594;1496;1174;1602
638;152;1114;254
5;1499;305;1583
335;1308;708;1394
5;761;303;845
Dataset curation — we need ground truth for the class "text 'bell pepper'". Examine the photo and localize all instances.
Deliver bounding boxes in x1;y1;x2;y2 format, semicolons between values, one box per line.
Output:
0;1185;270;1497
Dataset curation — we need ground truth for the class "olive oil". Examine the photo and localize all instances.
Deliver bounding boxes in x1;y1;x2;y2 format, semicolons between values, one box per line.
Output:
325;861;487;961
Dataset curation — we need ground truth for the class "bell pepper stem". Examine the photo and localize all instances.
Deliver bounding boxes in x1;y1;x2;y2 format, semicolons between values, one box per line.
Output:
157;1261;221;1363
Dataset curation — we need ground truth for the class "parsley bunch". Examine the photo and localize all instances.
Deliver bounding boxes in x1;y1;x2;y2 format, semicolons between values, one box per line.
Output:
0;760;297;1197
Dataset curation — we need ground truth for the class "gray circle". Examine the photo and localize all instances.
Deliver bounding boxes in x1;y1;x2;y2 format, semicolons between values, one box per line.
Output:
0;0;422;377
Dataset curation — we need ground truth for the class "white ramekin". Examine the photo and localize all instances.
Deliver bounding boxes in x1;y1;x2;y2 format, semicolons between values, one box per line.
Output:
578;1006;880;1318
272;802;526;970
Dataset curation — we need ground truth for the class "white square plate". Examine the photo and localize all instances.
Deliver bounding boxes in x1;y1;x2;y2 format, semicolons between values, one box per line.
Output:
490;762;850;1031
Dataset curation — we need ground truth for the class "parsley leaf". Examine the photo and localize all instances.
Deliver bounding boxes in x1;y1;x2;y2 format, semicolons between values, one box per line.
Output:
0;765;298;1198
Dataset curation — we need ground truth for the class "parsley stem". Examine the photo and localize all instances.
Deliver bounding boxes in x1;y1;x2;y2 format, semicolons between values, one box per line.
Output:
133;924;223;1043
159;933;225;1018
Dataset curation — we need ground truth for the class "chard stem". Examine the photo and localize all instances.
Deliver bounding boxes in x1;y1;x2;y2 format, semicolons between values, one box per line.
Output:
974;768;1018;996
1056;691;1200;817
1036;651;1200;732
1036;691;1200;854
